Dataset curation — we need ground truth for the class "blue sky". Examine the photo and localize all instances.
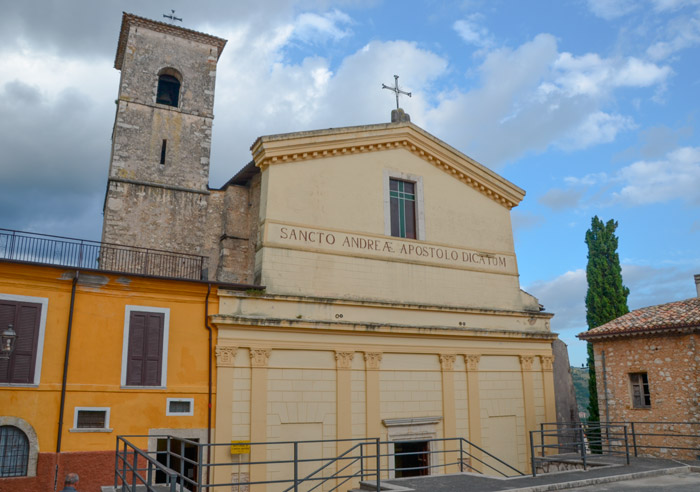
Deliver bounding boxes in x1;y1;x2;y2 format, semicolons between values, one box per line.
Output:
0;0;698;366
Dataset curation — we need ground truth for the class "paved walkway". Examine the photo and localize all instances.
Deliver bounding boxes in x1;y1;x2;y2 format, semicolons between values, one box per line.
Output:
368;456;700;492
567;471;700;491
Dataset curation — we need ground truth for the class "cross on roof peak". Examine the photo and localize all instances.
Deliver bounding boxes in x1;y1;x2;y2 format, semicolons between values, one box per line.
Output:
163;9;182;24
382;75;411;110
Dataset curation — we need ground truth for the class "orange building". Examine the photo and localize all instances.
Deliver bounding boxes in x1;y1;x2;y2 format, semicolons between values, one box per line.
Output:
0;237;253;491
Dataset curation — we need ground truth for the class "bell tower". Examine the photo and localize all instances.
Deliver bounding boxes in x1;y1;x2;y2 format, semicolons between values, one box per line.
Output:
102;13;226;261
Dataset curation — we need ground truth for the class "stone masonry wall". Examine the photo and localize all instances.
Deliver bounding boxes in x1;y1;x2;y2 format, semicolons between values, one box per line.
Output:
593;333;699;459
214;174;261;284
107;101;213;191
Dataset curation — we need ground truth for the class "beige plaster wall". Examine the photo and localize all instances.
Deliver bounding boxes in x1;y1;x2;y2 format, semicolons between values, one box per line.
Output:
255;147;528;309
262;149;514;250
213;323;556;488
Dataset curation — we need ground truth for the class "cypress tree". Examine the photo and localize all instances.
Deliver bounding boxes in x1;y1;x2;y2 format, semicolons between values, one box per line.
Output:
584;216;629;447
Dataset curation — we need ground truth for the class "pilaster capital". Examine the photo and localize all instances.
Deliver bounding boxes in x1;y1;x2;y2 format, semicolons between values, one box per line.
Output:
520;355;535;371
364;352;383;370
215;345;238;367
465;354;481;371
335;351;355;369
540;355;554;371
250;348;272;367
439;354;456;371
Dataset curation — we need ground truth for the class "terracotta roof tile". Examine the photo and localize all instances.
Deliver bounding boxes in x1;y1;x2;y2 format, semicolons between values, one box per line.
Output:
578;296;700;340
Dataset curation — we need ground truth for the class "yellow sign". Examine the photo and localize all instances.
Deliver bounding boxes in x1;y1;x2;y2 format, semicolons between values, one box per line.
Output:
230;440;251;454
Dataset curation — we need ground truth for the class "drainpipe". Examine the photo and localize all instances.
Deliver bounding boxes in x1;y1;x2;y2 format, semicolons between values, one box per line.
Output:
55;271;79;490
601;350;610;423
601;350;611;452
205;283;213;484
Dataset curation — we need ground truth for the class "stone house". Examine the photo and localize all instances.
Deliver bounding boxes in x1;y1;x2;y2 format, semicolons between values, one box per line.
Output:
578;275;700;459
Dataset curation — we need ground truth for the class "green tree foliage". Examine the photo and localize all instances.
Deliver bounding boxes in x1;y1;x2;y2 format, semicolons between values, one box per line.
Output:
584;216;629;430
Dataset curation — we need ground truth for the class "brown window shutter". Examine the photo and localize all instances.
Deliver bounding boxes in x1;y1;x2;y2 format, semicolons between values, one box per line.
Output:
126;311;165;386
0;300;41;384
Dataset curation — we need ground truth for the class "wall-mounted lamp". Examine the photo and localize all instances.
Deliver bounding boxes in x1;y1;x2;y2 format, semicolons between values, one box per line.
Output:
0;324;17;359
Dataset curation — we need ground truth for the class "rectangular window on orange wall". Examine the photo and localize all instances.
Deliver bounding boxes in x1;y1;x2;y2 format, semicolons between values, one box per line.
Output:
125;311;165;386
0;300;41;384
630;373;651;408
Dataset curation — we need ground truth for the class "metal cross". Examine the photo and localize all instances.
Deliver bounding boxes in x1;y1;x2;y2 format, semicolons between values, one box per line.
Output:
163;10;183;24
382;75;412;110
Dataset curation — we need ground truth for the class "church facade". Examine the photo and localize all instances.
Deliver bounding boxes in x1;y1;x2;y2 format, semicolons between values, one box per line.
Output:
101;12;557;487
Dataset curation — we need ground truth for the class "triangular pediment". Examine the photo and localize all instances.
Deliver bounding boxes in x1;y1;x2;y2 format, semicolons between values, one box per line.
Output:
250;122;525;209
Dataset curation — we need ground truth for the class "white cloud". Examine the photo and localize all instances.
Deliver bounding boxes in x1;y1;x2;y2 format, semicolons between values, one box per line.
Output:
614;146;700;205
0;49;115;103
420;37;670;165
587;0;638;19
526;269;587;333
564;172;608;186
292;9;353;44
646;8;700;60
526;261;700;366
650;0;700;12
561;111;636;149
552;53;671;97
453;15;495;49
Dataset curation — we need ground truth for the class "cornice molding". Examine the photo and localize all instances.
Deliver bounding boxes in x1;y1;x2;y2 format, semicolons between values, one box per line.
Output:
251;124;525;210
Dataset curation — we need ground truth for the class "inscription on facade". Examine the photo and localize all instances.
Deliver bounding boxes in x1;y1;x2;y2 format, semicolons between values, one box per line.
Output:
269;223;515;274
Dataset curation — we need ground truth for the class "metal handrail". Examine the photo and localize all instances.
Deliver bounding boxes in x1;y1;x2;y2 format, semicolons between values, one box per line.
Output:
0;228;205;280
115;436;180;492
115;434;524;492
530;422;632;476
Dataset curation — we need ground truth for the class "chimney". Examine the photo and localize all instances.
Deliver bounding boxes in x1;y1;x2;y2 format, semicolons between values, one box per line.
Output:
696;274;700;298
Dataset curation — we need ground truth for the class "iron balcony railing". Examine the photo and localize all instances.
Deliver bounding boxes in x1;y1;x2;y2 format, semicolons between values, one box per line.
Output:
0;228;205;281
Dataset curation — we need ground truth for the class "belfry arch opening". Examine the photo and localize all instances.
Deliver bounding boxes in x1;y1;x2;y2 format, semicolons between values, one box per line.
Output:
156;68;182;107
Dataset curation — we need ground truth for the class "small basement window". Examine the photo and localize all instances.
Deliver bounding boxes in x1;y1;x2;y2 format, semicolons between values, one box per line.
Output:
72;407;111;432
166;398;193;416
630;373;651;408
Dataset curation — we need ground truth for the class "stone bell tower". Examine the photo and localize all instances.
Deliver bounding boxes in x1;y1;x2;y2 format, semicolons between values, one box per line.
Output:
102;13;227;265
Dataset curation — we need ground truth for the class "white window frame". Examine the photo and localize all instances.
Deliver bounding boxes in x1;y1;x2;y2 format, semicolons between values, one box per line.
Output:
71;406;112;432
120;305;170;388
166;398;194;416
383;169;425;241
0;293;48;387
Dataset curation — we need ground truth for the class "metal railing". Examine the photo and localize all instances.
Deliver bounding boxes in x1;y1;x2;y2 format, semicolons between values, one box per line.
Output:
115;436;183;492
530;422;630;476
610;421;700;460
114;434;524;492
0;228;205;280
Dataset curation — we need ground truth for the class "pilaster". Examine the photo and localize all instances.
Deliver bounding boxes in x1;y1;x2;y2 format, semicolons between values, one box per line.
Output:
335;351;355;458
213;345;237;487
465;354;482;472
520;355;536;465
440;354;458;473
364;352;382;440
249;347;271;489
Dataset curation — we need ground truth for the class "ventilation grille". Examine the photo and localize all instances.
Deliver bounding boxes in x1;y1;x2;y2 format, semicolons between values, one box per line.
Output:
167;399;193;415
76;410;107;429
